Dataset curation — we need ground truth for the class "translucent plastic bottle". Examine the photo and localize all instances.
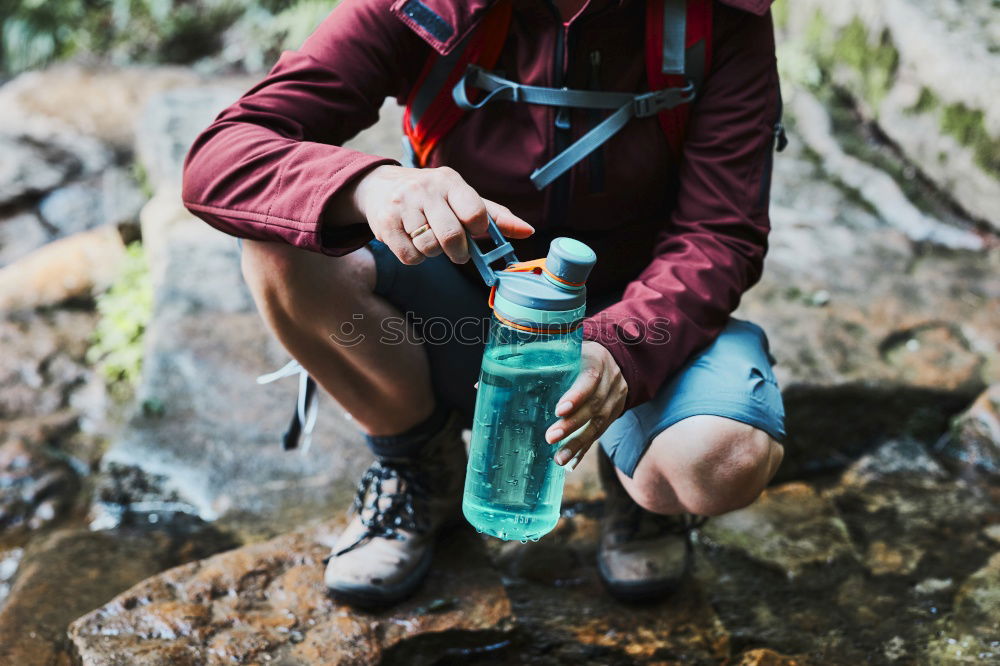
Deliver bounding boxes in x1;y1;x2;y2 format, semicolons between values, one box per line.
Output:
462;235;596;541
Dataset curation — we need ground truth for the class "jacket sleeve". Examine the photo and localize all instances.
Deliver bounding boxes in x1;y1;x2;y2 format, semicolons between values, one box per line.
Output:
582;8;780;410
182;0;428;255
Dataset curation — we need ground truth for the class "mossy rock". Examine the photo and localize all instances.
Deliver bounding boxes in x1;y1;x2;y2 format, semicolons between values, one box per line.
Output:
831;18;900;110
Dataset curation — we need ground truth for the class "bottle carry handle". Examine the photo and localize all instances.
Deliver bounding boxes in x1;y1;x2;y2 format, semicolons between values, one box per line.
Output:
467;215;519;287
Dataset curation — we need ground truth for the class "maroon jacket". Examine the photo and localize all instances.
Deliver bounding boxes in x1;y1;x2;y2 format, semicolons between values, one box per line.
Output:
183;0;780;410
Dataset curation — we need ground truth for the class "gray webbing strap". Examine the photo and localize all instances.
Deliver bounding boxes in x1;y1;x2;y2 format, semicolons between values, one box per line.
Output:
661;0;686;75
454;67;637;111
531;102;635;190
530;83;693;189
452;66;694;189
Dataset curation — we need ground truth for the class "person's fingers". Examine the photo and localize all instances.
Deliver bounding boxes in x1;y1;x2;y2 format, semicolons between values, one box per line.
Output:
546;399;595;444
424;196;469;263
554;419;600;466
555;358;602;419
402;208;441;257
483;199;534;239
374;212;424;265
547;368;616;444
445;178;489;237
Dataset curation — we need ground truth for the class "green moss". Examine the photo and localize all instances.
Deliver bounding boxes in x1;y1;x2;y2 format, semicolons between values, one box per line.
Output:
902;88;1000;178
87;242;154;395
131;162;154;200
908;87;938;115
832;18;899;109
941;103;1000;178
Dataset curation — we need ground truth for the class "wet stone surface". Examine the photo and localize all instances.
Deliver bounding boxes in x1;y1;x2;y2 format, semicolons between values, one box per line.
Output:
0;308;109;539
0;438;79;535
935;383;1000;480
0;523;235;666
689;438;1000;664
70;523;513;665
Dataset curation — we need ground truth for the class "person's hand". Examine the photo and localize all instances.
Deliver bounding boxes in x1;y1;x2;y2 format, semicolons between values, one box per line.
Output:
546;341;628;468
352;165;534;265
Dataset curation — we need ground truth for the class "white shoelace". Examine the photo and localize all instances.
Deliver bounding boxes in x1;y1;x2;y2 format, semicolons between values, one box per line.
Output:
256;360;317;454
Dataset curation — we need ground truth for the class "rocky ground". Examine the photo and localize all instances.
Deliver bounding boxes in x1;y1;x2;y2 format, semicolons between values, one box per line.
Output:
1;3;999;661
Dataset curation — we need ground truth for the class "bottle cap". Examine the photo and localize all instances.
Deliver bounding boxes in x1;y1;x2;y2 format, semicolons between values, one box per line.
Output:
545;237;596;287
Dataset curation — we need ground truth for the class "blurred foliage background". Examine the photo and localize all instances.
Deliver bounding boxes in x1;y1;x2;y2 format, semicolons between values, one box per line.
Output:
0;0;335;75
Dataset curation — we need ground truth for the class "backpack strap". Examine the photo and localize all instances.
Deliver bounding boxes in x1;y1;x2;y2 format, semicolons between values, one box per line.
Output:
646;0;713;157
450;67;695;189
403;0;713;177
402;0;512;167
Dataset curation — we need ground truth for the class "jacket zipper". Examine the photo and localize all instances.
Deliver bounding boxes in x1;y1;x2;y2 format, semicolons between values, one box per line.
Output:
546;0;571;229
757;90;787;209
588;50;605;193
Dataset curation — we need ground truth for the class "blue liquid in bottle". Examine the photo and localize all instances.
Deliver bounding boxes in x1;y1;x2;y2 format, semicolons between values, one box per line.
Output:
463;321;582;541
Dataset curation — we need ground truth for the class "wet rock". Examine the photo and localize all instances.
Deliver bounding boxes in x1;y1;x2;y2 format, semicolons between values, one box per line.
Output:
828;438;997;590
0;212;51;268
0;226;126;311
485;511;730;665
840;437;948;487
493;535;580;586
953;552;1000;640
0;526;231;666
913;577;954;596
0;438;79;534
0;310;98;419
70;524;512;665
734;649;806;666
0;305;110;474
925;632;1000;665
935;383;1000;478
562;584;729;664
864;540;924;576
89;463;200;531
701;482;856;578
778;0;1000;230
0;547;24;606
38;168;146;237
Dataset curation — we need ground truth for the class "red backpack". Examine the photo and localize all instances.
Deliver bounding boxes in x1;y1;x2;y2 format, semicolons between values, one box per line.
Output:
401;0;714;188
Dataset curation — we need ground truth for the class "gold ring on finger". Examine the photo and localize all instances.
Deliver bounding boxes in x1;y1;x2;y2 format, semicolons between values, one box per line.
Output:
408;223;431;239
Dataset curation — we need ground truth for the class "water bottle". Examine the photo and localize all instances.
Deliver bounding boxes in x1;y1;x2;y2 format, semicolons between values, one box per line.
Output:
462;219;596;541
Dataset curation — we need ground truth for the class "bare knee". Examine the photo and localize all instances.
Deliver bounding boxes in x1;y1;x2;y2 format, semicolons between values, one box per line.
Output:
630;416;784;517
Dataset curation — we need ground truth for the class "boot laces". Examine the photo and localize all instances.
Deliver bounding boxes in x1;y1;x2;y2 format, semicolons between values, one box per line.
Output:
615;501;706;542
335;459;430;556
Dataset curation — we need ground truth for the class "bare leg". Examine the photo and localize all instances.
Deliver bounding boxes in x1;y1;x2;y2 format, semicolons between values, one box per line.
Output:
614;415;784;516
240;240;433;436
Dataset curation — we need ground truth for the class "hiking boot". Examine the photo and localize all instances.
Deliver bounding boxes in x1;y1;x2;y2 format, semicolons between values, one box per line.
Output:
596;448;704;602
325;412;466;608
